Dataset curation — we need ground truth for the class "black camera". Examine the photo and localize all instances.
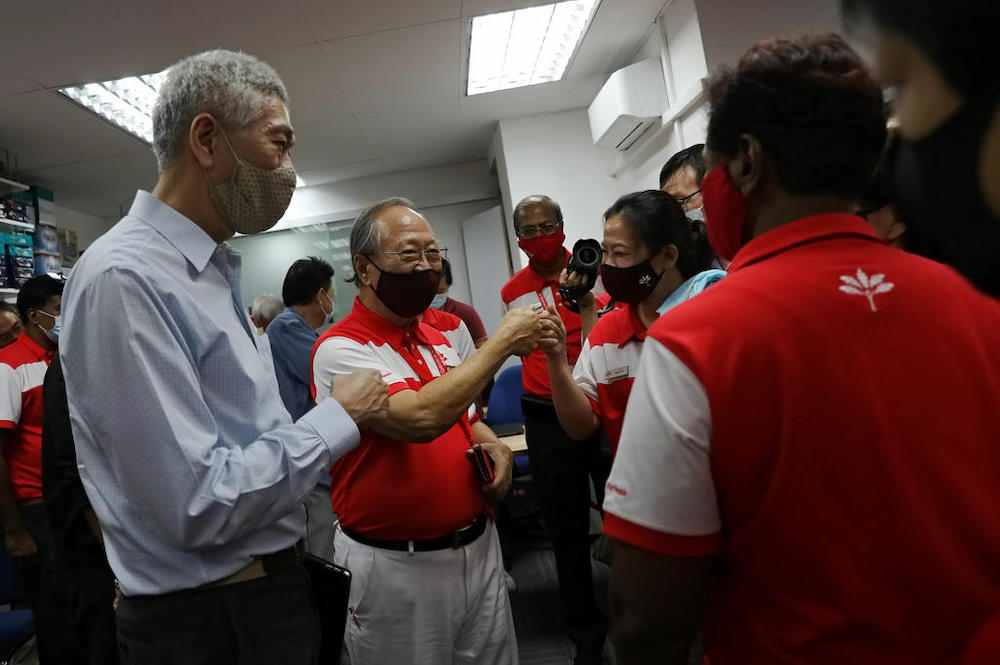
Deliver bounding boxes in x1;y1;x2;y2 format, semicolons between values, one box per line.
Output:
559;238;602;312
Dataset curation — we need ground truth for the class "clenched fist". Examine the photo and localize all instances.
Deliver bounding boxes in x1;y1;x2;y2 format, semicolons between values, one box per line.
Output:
496;306;543;357
330;369;389;428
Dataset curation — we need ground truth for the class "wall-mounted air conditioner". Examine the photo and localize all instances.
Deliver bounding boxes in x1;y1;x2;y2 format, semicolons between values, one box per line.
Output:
588;58;667;151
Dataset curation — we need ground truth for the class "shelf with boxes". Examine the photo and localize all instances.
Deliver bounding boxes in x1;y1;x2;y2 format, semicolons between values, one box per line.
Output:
0;176;34;231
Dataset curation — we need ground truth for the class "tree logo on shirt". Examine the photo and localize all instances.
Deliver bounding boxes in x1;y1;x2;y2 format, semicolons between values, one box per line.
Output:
638;274;653;287
838;268;894;312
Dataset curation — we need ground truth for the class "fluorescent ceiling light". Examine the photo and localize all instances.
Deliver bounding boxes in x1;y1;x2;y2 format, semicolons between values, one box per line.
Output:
467;0;599;96
59;71;167;144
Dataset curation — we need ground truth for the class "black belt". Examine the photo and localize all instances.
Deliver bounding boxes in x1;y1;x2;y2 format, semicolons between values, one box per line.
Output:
342;514;488;552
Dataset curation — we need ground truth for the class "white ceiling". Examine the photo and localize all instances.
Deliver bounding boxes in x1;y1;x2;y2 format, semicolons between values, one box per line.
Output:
0;0;665;219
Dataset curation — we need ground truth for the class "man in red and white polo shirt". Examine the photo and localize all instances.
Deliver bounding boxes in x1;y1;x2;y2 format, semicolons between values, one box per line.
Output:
422;305;476;363
604;35;1000;665
311;197;541;665
0;275;81;663
500;194;612;664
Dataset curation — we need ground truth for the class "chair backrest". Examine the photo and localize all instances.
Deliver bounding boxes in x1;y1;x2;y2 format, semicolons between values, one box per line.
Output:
486;365;525;428
0;544;26;603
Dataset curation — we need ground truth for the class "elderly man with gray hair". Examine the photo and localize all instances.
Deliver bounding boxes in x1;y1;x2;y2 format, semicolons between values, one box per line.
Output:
249;292;284;331
311;197;542;665
59;49;389;664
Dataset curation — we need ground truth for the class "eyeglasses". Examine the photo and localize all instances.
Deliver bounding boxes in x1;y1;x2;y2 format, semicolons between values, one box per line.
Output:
674;189;701;210
517;222;561;239
375;247;448;265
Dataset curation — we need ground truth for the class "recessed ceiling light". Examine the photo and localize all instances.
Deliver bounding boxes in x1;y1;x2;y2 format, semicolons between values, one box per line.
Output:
467;0;599;96
59;71;167;144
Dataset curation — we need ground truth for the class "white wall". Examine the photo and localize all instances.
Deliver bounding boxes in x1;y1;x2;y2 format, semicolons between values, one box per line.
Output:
492;108;621;268
53;203;113;250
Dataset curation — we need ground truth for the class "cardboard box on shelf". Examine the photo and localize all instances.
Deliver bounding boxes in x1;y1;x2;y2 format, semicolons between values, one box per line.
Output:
34;253;63;276
58;228;78;267
6;245;32;259
33;225;59;254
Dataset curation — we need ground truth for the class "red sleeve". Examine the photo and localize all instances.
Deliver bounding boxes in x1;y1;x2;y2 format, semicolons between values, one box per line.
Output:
603;513;722;557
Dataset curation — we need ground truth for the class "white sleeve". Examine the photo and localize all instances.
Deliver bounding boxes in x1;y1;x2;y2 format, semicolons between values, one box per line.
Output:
0;363;21;426
312;336;410;404
571;339;599;402
603;337;720;552
452;321;476;363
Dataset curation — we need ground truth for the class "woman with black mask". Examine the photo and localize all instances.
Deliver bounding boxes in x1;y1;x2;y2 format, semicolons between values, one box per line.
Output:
842;0;1000;297
537;190;721;454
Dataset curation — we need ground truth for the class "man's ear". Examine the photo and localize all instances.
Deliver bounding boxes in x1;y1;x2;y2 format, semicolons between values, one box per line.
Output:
730;134;767;198
354;255;374;288
189;113;220;170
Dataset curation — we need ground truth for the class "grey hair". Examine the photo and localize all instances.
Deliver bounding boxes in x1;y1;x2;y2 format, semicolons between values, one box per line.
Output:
152;49;289;170
512;194;564;232
348;197;418;286
249;293;283;321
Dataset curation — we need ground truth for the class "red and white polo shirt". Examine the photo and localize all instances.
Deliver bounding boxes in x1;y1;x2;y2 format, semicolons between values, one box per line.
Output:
604;213;1000;663
500;251;610;398
422;306;475;362
0;333;54;501
572;304;646;453
311;298;483;540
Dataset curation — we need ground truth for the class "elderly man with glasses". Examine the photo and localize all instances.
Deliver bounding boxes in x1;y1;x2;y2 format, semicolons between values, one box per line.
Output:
311;196;542;665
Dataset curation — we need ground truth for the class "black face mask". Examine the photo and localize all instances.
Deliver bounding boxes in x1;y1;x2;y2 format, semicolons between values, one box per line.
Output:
889;100;1000;297
600;259;662;304
370;264;442;318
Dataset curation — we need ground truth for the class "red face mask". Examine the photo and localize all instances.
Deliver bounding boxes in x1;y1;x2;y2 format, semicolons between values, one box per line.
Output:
702;163;750;262
518;229;566;264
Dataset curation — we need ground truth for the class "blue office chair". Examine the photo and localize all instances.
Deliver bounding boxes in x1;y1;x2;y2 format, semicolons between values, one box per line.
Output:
0;545;34;665
485;365;525;434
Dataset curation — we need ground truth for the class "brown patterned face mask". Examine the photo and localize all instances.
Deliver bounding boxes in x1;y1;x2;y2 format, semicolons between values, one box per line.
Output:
205;131;297;235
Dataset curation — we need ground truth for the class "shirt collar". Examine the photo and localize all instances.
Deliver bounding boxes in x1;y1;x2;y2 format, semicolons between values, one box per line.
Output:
729;213;883;273
16;332;53;360
349;298;438;348
128;190;225;273
621;303;647;346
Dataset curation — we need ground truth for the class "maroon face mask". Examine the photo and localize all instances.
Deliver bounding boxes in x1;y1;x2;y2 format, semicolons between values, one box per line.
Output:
371;264;442;318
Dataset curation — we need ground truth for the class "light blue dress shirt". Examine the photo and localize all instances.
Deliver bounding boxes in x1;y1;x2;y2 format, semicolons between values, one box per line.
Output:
265;308;318;422
60;191;360;596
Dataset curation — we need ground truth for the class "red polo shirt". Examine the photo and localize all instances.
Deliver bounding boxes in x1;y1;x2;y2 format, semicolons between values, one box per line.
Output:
500;251;610;398
0;334;54;501
310;298;484;540
604;214;1000;664
571;304;646;453
422;306;475;362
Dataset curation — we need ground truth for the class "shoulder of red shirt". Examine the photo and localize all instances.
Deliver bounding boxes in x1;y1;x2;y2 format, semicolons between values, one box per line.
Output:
422;306;463;333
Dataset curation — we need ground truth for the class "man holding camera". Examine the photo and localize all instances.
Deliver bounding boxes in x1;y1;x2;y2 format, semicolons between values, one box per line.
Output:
500;195;609;665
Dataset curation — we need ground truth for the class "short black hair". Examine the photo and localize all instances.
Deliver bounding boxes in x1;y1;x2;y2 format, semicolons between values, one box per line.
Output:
440;258;453;286
841;0;1000;102
706;34;886;200
16;275;64;323
659;144;706;189
282;256;334;307
604;190;712;280
512;195;563;233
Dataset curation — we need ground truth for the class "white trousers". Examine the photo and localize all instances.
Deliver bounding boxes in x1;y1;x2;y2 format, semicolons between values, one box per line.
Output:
334;520;518;665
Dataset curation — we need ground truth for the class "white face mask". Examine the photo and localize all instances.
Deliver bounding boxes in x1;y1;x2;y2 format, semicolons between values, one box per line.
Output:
37;309;61;343
430;293;448;309
318;290;335;328
205;131;297;235
686;206;705;223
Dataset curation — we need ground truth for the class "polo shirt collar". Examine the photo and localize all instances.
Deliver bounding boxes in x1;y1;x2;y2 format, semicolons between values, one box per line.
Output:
16;332;53;360
620;303;647;346
349;297;437;347
128;190;224;273
729;213;882;273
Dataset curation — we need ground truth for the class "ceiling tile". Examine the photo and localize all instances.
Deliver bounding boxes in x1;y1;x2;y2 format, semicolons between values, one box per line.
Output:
0;91;149;173
290;115;375;173
322;20;462;113
302;0;461;40
262;44;358;124
460;74;607;124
